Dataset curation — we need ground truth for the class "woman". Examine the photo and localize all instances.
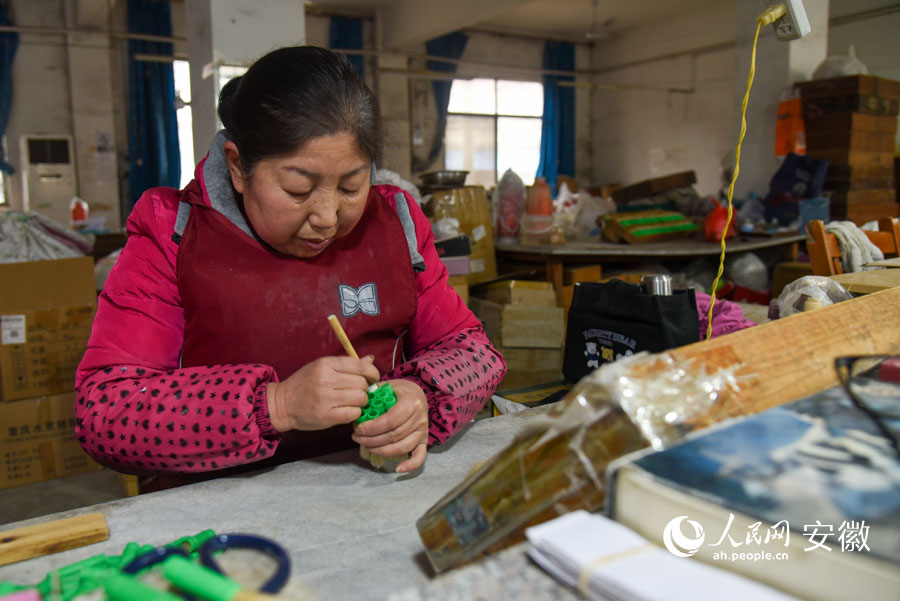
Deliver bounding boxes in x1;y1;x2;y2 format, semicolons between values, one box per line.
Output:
75;46;506;482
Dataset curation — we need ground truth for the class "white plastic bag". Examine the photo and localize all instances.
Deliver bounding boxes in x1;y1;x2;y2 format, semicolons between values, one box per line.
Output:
768;275;853;319
492;169;526;243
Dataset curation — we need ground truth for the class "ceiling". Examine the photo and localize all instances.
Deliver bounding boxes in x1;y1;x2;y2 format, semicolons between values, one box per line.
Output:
306;0;705;45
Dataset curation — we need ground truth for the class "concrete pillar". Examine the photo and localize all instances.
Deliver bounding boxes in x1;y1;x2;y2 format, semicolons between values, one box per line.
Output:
733;0;828;198
184;1;306;164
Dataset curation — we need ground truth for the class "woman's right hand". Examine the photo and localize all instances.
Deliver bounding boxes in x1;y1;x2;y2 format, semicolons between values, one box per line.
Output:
266;356;380;432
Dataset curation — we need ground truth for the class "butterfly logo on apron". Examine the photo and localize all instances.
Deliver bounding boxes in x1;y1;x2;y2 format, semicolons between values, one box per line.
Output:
339;282;380;318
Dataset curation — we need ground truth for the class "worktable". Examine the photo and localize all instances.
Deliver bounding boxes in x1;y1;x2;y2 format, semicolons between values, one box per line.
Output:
0;410;570;601
496;233;806;304
829;267;900;294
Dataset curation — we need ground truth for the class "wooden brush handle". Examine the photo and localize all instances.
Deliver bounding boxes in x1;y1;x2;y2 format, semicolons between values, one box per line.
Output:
0;512;108;567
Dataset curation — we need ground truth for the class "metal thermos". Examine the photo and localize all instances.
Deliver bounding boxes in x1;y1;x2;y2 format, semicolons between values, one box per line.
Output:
641;274;672;296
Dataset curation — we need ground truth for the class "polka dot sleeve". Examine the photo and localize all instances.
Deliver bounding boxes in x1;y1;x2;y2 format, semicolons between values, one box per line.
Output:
74;364;281;474
386;326;506;446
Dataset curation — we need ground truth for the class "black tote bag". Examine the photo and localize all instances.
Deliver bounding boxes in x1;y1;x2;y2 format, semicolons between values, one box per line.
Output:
562;279;700;382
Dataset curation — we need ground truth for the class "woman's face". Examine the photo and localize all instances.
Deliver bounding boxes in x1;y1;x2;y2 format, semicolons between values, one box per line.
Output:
224;133;371;258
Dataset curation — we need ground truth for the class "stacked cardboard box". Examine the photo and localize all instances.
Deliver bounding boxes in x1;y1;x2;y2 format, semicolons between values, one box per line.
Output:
470;281;565;389
0;257;102;489
798;75;900;224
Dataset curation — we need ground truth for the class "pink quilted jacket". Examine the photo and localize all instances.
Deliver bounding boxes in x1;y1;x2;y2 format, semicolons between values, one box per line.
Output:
75;157;506;475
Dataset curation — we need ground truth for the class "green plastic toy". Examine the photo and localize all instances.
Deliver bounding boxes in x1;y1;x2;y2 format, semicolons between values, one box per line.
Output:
0;529;216;601
355;382;397;424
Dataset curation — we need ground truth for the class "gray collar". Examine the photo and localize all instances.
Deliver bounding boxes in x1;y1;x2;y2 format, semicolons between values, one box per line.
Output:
204;130;256;240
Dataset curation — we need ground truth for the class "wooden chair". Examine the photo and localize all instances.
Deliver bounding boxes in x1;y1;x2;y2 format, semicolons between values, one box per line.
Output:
807;218;900;275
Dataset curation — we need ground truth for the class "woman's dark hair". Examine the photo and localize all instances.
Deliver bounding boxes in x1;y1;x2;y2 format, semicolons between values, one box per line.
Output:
217;46;383;175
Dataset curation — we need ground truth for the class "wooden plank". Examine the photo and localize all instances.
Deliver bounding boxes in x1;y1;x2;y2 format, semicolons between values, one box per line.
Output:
417;288;900;572
828;188;896;206
806;130;895;152
804;112;898;134
827;165;895;180
829;269;900;295
0;513;108;567
866;256;900;268
824;176;895;191
796;74;900;100
806;148;895;168
830;202;900;224
802;95;899;116
611;171;696;204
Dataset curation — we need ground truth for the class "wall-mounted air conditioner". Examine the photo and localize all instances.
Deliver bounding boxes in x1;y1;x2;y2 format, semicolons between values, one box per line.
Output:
21;135;78;227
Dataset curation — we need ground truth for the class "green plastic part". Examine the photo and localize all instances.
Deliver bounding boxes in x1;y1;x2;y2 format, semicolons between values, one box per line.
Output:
355;382;397;424
166;529;216;554
618;214;684;226
104;572;183;601
4;531;218;601
162;555;240;601
631;222;698;237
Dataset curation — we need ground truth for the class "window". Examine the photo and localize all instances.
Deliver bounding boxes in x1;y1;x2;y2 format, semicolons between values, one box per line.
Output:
173;60;194;189
444;78;543;189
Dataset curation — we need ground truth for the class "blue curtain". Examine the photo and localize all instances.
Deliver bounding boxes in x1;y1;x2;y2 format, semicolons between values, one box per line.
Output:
127;0;180;212
329;17;365;80
413;31;468;172
537;41;575;196
0;1;18;175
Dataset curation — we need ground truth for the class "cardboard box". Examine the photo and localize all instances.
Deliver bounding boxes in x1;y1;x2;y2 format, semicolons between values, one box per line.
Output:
1;257;96;402
470;297;564;349
497;346;564;390
476;280;556;307
0;392;103;490
447;275;469;305
428;186;497;286
564;264;603;286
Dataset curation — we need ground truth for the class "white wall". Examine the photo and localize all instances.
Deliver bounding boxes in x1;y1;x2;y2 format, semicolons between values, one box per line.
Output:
5;0;73;213
590;1;735;197
589;0;900;199
829;0;900;153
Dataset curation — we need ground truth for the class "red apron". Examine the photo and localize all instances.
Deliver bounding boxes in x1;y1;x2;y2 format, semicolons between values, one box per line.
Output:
175;186;418;464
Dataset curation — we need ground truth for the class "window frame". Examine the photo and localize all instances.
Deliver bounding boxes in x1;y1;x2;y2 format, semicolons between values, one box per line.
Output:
444;78;543;187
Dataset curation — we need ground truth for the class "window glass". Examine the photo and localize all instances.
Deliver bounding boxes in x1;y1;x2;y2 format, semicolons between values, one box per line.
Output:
444;78;543;188
447;78;496;115
445;115;496;188
498;116;542;186
174;60;195;189
497;80;543;117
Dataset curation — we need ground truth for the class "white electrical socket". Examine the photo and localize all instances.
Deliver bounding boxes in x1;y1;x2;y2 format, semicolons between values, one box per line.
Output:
765;0;811;40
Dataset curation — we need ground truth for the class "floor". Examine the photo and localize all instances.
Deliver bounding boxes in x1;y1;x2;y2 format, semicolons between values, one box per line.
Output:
0;469;126;526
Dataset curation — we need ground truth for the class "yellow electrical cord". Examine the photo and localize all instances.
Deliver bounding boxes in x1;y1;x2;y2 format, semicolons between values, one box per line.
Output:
705;3;787;340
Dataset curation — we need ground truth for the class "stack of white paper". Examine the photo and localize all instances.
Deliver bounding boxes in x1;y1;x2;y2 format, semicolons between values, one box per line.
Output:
525;511;798;601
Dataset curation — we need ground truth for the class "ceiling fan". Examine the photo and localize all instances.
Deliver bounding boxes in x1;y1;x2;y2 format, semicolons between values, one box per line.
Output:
585;0;615;40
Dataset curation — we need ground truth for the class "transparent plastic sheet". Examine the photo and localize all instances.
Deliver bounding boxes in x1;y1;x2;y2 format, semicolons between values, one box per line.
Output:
417;352;748;573
768;275;853;319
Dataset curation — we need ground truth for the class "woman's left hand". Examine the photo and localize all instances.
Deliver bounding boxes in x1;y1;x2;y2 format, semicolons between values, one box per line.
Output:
352;379;428;473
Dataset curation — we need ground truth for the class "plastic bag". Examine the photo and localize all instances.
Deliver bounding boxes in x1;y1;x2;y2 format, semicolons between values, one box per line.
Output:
775;97;806;158
431;217;460;240
492;169;526;243
725;252;769;291
573;192;616;240
767;275;853;319
704;198;738;242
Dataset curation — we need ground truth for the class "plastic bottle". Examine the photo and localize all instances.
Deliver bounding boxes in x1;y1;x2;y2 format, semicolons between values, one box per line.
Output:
69;197;89;229
526;178;553;216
